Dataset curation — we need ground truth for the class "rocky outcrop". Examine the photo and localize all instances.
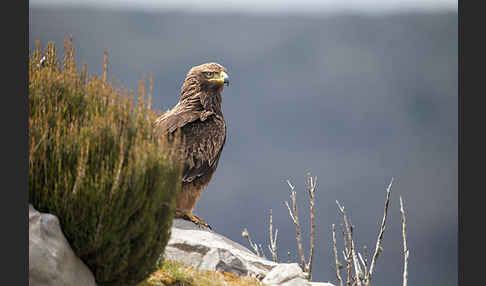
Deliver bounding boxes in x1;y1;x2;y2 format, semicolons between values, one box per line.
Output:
164;218;335;286
28;205;334;286
29;204;97;286
164;219;277;278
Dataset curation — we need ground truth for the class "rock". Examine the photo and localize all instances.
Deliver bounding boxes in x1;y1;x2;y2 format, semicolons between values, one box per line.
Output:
164;218;277;277
164;218;335;286
261;263;309;286
29;204;97;286
283;278;312;286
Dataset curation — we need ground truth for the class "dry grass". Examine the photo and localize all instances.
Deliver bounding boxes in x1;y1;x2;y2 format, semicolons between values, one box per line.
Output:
138;260;264;286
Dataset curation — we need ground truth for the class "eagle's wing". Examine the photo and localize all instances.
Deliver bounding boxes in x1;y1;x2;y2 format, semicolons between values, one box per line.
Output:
181;116;226;183
154;109;201;134
154;104;226;183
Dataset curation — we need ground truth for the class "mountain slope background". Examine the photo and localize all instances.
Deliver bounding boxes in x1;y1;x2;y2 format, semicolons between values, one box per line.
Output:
29;7;457;286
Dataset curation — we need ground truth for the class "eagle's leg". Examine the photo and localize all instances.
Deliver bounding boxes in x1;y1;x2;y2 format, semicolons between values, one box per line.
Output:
174;209;211;229
174;184;211;229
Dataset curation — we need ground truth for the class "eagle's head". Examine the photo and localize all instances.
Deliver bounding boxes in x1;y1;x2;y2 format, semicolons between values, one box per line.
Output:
186;62;229;90
179;62;230;109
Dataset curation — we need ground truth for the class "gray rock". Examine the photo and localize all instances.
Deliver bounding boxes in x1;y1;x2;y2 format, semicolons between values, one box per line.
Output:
281;278;311;286
29;204;97;286
164;219;335;286
262;263;309;285
164;218;277;277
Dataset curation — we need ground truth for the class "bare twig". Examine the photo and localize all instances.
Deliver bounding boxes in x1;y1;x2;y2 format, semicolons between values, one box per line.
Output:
258;244;267;259
342;250;352;286
306;174;317;280
336;201;362;286
284;174;318;279
268;208;279;262
332;178;398;286
103;48;108;86
358;246;368;282
341;224;352;286
400;196;409;286
367;178;393;282
363;246;368;272
242;228;263;257
332;224;344;286
284;179;306;272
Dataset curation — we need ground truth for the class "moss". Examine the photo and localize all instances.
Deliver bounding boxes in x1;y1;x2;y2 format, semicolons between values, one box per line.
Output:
139;260;265;286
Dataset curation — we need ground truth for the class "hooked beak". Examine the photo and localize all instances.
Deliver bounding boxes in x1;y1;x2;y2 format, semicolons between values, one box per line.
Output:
222;71;230;86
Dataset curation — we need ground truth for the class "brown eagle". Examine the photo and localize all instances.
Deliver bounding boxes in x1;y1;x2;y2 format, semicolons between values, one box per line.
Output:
154;62;229;228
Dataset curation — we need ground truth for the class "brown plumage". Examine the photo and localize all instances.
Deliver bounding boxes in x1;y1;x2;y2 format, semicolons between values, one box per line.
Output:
154;62;229;227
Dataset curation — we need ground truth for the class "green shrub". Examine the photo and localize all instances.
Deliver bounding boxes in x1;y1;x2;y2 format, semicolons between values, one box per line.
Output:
29;38;183;286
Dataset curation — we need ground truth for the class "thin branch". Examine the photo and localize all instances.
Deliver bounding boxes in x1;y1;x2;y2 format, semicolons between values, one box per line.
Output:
306;174;317;280
103;48;108;86
341;225;352;286
358;252;367;283
353;233;363;281
284;179;306;272
368;178;394;282
258;244;267;259
358;253;365;272
337;201;362;286
268;208;279;262
400;196;409;286
363;246;368;272
332;224;344;286
358;246;368;284
242;228;263;257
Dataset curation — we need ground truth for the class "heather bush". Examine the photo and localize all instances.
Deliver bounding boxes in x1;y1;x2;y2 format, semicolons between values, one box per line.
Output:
29;38;182;286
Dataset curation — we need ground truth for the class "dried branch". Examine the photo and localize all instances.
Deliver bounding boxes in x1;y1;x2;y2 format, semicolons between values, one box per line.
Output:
242;228;263;257
306;174;317;280
363;246;368;273
336;201;362;286
284;179;306;271
341;224;352;286
332;224;344;286
268;208;279;262
332;178;399;286
358;246;368;282
368;178;393;282
258;244;267;259
283;174;318;279
342;250;352;286
400;196;409;286
103;48;108;85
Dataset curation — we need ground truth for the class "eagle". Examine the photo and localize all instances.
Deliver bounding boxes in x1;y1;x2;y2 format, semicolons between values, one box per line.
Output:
154;62;229;228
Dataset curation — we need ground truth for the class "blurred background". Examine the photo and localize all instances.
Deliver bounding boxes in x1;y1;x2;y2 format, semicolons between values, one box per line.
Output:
29;0;457;285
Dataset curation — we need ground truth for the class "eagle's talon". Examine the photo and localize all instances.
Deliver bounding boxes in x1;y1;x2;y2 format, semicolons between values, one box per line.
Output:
193;215;212;230
175;210;211;230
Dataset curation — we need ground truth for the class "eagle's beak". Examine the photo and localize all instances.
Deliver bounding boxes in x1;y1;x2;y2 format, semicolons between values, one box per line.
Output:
222;71;229;86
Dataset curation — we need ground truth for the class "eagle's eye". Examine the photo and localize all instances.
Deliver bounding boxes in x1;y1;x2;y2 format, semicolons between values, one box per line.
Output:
203;71;214;79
